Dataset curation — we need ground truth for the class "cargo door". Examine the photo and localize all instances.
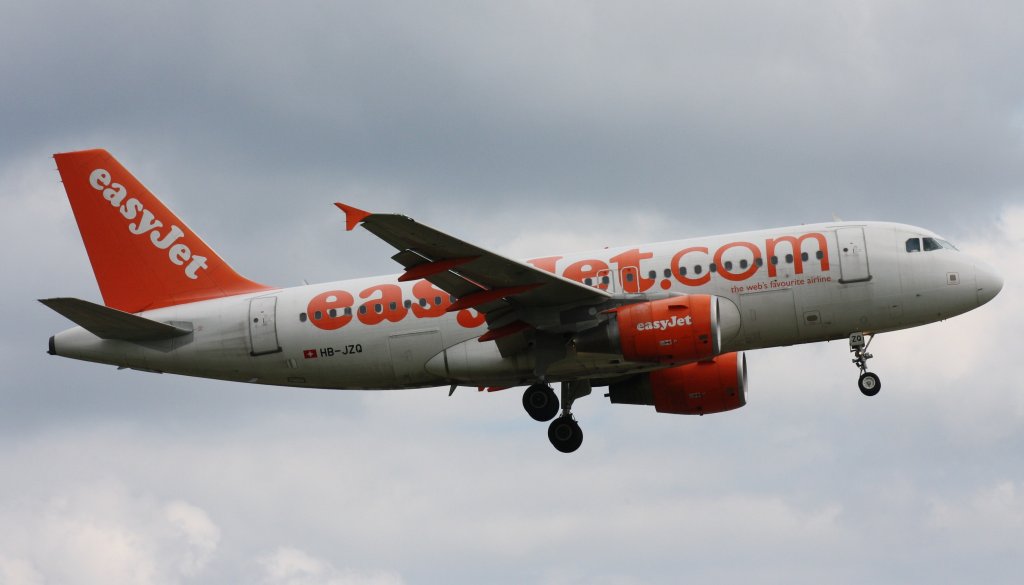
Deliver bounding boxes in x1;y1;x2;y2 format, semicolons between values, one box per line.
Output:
249;296;281;356
835;227;871;283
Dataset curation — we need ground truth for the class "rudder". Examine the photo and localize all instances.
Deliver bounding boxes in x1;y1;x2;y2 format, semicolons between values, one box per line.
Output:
54;149;272;313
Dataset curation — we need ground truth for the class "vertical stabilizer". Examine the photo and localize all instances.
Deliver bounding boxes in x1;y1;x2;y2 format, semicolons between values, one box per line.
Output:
54;149;272;312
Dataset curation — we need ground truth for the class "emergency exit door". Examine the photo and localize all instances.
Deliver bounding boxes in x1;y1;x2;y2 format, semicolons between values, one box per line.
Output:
249;296;281;356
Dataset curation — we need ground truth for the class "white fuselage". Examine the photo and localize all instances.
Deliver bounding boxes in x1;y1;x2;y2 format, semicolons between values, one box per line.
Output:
51;221;999;390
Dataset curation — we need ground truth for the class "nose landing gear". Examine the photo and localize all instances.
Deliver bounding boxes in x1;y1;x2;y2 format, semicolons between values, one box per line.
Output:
850;333;881;396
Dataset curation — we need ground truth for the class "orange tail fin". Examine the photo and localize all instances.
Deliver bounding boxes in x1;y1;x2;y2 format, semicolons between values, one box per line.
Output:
54;149;272;313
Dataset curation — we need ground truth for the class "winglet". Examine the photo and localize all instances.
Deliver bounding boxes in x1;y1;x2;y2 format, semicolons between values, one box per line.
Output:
334;203;372;231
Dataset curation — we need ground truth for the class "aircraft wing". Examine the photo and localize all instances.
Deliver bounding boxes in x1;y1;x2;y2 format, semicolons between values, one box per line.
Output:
335;204;610;337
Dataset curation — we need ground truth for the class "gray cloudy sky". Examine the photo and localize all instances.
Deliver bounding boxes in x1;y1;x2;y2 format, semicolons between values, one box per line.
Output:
2;1;1023;583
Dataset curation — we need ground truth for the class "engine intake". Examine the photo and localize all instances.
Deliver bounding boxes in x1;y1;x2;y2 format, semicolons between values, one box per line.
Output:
608;352;747;415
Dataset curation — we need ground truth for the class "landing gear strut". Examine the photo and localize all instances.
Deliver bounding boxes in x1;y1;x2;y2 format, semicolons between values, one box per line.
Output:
547;380;590;453
850;333;881;396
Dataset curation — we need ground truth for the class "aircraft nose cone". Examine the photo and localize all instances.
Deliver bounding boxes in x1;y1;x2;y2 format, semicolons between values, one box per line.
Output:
975;262;1003;307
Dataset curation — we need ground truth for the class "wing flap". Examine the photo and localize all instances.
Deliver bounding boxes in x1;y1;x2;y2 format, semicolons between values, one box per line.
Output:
40;297;192;342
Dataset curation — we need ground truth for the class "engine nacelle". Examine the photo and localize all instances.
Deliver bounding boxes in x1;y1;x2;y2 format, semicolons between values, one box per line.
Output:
574;294;737;364
607;352;747;415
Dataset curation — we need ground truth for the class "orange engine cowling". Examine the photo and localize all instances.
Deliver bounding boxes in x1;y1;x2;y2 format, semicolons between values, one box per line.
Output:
607;352;747;415
574;294;722;364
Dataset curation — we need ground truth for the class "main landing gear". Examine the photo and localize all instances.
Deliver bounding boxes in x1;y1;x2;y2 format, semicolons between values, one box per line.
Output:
522;383;559;422
850;332;881;397
522;381;590;453
548;416;583;454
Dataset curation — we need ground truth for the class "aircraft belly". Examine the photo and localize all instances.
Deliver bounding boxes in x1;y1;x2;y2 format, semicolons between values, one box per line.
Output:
387;329;446;387
735;289;799;348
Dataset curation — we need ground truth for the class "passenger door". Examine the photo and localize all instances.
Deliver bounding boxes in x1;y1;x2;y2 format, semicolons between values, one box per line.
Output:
835;227;871;283
249;296;281;356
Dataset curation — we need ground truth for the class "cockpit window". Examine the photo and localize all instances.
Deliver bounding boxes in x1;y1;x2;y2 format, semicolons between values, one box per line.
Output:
907;235;958;253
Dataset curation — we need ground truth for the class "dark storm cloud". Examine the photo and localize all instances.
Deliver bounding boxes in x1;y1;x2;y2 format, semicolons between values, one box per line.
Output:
3;1;1022;240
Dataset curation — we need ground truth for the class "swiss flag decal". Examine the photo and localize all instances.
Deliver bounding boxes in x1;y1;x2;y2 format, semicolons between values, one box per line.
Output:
303;349;318;359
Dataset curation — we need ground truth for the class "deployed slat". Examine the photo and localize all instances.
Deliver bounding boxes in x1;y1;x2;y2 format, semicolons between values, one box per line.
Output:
399;257;478;282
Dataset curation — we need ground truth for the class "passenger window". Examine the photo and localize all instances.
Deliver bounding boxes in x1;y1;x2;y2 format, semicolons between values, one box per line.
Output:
724;261;733;271
359;306;367;314
625;272;635;282
754;257;763;267
314;311;323;319
389;302;397;310
785;254;794;264
403;300;412;309
344;308;352;316
374;303;383;314
328;309;337;318
801;252;809;262
923;237;942;251
419;298;427;307
584;278;593;286
739;259;748;269
694;265;703;275
770;256;778;265
299;312;307;322
905;238;921;253
434;296;442;306
679;266;687;276
815;250;824;260
648;270;656;279
663;268;672;278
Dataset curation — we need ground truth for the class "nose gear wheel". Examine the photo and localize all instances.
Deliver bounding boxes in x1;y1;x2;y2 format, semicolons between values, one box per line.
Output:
858;372;881;396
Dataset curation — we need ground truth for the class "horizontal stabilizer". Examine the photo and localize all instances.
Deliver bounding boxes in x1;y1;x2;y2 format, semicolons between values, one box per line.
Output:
39;297;192;341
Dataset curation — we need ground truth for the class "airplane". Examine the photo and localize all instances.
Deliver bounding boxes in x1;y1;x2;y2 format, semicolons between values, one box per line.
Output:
42;149;1004;453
